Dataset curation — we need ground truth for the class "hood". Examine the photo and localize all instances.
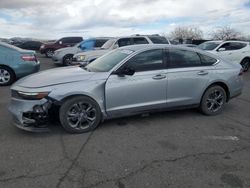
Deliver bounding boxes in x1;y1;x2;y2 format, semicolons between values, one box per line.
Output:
14;66;94;88
56;46;77;54
76;49;110;57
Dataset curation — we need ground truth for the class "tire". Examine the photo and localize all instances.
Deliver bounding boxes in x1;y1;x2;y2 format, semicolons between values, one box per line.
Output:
59;96;102;133
0;66;15;86
45;49;54;58
200;85;226;116
240;58;250;72
63;54;73;66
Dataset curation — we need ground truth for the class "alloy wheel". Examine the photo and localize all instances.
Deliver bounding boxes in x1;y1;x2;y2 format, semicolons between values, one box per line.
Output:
0;68;11;84
66;102;97;130
206;89;224;113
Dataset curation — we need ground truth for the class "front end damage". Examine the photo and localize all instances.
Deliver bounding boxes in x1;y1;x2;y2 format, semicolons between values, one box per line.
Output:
8;97;54;132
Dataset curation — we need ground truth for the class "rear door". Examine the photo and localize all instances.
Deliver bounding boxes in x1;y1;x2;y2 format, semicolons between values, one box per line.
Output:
105;48;168;117
166;48;216;107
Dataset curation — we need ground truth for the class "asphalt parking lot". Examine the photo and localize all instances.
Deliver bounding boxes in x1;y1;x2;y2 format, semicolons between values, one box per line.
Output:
0;54;250;188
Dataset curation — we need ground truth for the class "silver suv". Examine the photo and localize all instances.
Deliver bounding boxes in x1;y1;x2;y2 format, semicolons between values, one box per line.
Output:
73;35;170;65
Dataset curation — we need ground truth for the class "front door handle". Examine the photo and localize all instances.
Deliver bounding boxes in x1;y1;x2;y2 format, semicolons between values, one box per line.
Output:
197;71;208;76
152;74;166;80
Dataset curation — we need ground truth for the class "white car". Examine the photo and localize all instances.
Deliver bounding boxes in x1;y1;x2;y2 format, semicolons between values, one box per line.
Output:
198;40;250;71
73;35;171;66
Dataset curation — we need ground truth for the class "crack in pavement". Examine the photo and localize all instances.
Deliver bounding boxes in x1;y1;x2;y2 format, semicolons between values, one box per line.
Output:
56;131;94;188
82;146;250;188
224;115;250;128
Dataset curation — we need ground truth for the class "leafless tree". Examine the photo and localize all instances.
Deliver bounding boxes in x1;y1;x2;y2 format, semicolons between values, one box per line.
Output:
169;26;203;41
210;26;241;40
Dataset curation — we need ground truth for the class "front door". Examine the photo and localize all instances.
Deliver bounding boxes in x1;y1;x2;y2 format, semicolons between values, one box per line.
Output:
105;49;167;117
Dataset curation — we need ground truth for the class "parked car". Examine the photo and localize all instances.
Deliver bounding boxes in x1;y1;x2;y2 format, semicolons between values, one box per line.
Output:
52;37;111;66
0;42;40;86
9;44;243;133
40;37;83;58
198;40;250;71
16;41;43;51
73;35;170;65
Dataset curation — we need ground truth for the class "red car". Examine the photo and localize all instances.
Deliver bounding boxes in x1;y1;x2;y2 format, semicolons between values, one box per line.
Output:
40;37;83;57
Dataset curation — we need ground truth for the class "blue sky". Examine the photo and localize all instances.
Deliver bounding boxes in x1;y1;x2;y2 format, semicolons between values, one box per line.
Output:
0;0;250;39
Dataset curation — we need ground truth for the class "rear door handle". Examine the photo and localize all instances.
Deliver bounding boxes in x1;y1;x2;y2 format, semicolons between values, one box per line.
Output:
152;74;166;80
197;71;208;75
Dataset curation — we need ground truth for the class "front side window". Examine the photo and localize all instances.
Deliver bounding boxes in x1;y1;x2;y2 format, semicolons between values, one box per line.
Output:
148;36;169;44
133;37;149;45
118;38;132;47
125;49;164;72
95;39;107;47
219;42;247;51
169;49;201;68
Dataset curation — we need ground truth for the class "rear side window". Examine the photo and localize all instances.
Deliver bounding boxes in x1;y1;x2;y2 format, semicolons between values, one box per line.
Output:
169;49;201;68
148;36;169;44
125;49;164;72
133;37;149;44
117;38;132;47
95;39;108;47
199;53;217;66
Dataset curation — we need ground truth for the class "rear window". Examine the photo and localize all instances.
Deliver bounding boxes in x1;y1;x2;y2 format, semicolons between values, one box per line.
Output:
148;36;169;44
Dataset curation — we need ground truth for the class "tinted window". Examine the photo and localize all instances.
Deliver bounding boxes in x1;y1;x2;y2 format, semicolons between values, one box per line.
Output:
125;49;164;72
61;37;82;44
133;37;149;44
199;53;217;66
169;49;201;68
148;36;169;44
118;38;132;47
95;39;108;47
219;42;247;51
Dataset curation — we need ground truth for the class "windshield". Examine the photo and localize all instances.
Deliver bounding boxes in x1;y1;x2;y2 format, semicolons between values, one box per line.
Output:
85;49;133;72
101;39;116;49
198;42;221;51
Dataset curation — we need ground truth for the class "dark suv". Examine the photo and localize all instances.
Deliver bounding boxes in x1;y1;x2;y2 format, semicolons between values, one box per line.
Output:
40;37;83;57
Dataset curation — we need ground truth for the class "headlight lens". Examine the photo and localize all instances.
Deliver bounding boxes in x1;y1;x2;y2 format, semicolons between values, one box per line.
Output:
17;91;50;100
76;55;85;61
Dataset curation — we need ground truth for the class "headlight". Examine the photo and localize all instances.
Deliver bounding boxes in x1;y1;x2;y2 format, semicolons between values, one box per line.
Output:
16;91;50;100
76;55;85;61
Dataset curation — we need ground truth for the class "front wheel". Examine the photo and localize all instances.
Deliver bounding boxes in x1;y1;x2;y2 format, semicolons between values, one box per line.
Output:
59;96;102;133
63;54;73;66
0;66;15;86
200;85;226;115
241;58;250;72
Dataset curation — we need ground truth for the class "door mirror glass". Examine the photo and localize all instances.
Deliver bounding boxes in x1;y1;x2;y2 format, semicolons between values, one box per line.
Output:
218;47;226;52
114;66;135;76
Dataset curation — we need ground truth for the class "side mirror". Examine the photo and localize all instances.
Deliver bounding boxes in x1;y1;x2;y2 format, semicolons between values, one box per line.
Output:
113;66;135;76
59;41;62;45
218;47;226;52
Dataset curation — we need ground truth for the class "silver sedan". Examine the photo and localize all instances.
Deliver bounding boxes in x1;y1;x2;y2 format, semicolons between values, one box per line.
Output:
8;44;243;133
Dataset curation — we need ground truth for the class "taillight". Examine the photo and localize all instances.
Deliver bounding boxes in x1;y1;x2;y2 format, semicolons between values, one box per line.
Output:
239;68;244;76
21;55;37;62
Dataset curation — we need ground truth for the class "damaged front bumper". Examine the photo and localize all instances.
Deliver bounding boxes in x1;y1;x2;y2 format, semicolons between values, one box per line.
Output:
8;97;53;132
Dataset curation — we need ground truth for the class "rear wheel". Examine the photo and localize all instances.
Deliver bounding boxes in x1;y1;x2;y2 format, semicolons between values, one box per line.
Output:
200;85;226;115
59;96;102;133
45;49;54;58
241;58;250;72
0;66;15;86
63;54;74;66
